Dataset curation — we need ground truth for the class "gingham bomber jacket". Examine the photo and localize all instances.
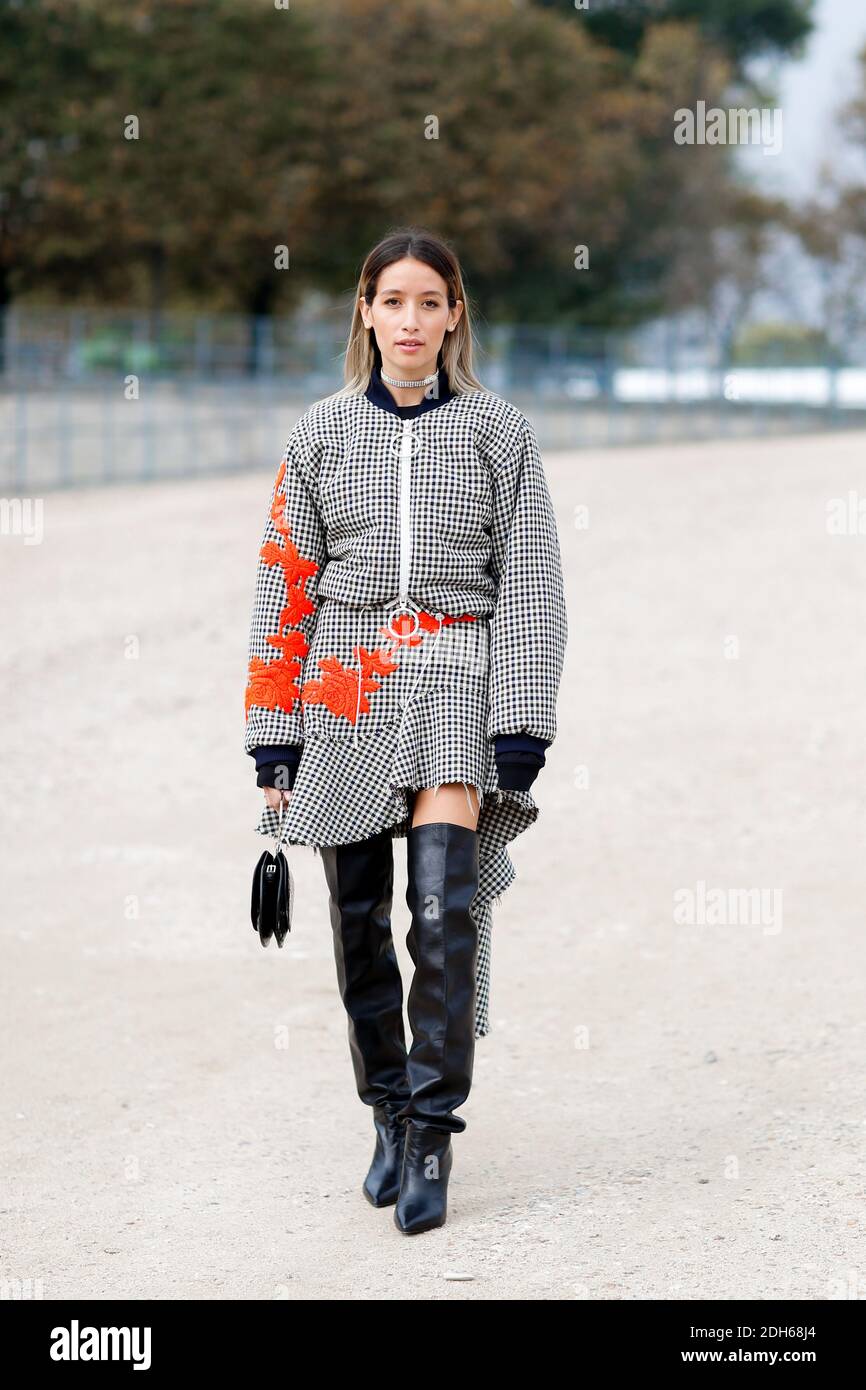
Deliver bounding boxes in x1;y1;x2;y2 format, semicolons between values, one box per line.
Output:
243;374;568;766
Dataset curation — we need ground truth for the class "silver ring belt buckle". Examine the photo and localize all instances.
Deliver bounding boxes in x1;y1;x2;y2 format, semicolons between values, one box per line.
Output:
385;599;421;641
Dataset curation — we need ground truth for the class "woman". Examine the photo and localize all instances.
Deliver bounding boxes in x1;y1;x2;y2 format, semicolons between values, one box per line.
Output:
243;227;567;1235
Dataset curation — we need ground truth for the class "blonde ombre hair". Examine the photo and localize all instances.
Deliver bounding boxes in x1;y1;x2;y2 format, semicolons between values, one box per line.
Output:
339;227;487;396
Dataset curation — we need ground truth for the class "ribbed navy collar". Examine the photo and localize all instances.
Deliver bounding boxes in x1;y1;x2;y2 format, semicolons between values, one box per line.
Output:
364;362;454;418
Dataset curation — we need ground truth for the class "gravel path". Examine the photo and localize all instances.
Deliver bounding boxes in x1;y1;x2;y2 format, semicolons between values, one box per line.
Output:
2;430;864;1300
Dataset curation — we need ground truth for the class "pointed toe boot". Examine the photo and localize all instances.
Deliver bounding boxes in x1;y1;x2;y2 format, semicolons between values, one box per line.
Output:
363;1105;408;1207
394;1122;454;1234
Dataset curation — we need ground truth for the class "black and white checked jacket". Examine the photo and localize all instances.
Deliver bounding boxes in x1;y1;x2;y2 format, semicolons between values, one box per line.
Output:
244;367;567;788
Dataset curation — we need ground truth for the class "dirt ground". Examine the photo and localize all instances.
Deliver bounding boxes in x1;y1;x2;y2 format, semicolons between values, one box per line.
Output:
2;429;865;1301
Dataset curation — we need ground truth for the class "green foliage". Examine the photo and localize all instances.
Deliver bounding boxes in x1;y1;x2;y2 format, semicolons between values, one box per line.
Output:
0;0;800;325
529;0;814;71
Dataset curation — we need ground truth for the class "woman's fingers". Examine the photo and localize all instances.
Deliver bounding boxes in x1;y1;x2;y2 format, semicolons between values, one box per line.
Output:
263;786;291;810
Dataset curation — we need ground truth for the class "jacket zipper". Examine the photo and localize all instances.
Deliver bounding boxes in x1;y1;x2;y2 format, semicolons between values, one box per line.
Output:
398;419;413;604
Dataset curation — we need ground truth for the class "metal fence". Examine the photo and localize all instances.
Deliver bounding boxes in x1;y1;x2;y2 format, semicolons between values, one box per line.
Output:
2;307;865;491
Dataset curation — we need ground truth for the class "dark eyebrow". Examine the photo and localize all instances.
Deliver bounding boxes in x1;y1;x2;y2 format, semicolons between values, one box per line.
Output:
379;287;444;297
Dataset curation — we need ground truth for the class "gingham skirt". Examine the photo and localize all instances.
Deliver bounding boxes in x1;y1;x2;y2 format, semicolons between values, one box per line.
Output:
254;596;539;1038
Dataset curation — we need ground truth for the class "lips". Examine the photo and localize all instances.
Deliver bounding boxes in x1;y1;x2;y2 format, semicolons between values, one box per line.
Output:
397;340;423;347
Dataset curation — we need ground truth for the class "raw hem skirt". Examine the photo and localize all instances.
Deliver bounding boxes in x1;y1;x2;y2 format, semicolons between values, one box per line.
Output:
253;596;539;1039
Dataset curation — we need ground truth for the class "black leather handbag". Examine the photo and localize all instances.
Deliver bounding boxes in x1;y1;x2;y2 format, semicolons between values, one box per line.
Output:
251;801;294;947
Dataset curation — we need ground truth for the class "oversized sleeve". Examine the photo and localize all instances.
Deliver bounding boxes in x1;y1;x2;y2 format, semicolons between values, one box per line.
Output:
486;418;567;745
243;428;327;753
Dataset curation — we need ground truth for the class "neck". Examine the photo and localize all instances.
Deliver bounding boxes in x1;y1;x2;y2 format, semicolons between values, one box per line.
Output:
377;360;440;408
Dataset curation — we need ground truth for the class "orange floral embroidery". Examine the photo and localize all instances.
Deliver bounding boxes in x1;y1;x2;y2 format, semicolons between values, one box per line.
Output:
244;456;320;720
299;610;477;726
302;644;398;725
244;655;301;716
245;447;480;728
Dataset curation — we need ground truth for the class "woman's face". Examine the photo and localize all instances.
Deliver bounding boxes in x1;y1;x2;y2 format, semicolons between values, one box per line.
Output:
360;257;463;382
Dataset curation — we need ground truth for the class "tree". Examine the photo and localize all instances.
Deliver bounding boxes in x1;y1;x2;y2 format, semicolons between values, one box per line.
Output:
790;44;866;359
526;0;814;74
0;0;799;333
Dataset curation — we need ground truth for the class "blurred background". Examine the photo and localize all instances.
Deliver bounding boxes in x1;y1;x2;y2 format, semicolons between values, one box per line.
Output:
4;0;866;489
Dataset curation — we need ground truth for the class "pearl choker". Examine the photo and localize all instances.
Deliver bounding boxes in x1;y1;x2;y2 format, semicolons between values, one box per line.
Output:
379;367;439;389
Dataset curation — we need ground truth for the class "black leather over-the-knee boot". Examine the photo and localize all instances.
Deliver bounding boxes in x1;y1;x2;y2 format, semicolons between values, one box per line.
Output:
320;830;411;1207
394;821;480;1234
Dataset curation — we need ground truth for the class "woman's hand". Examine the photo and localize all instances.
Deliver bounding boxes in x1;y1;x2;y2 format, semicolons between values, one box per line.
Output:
263;786;292;811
